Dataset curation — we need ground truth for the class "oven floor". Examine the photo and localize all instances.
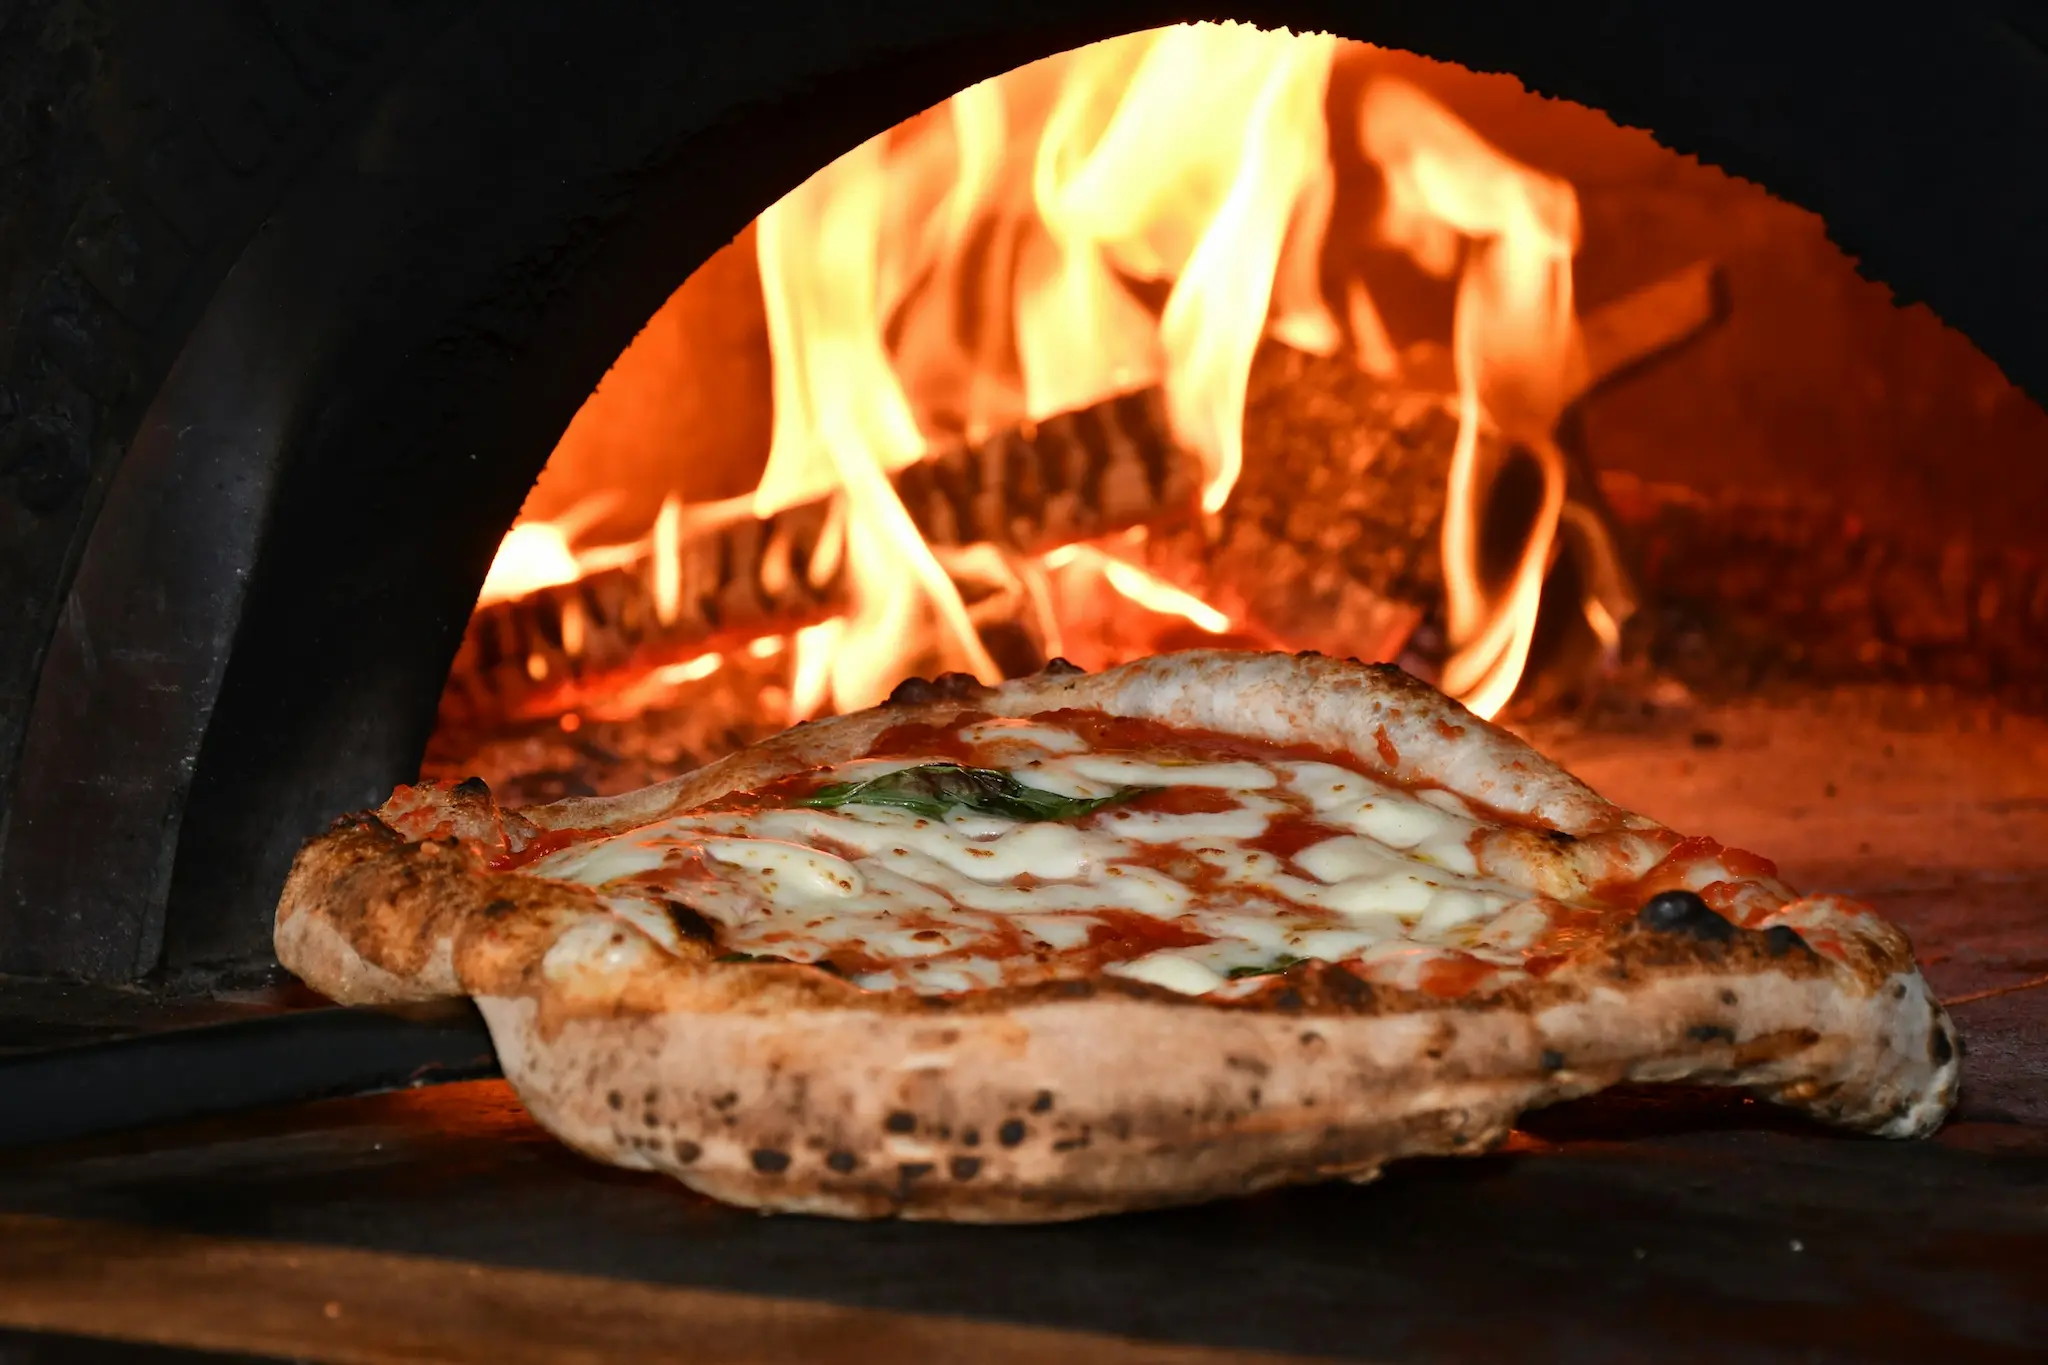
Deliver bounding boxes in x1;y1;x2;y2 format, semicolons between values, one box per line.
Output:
1;686;2043;1364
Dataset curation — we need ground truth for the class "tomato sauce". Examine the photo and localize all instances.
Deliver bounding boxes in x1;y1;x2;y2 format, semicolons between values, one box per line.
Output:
1249;811;1347;864
1025;709;1371;775
1130;786;1242;816
1085;910;1214;959
865;715;995;763
490;824;604;871
1418;954;1500;998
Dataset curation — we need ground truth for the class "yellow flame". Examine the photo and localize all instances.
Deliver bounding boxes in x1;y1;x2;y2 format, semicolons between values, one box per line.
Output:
484;26;1597;728
1359;77;1583;717
754;136;1002;712
478;522;580;606
652;652;722;686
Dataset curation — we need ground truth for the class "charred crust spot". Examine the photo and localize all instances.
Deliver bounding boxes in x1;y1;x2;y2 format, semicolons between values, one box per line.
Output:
1273;988;1306;1012
482;897;516;918
1893;982;1909;999
826;1150;859;1174
750;1149;791;1175
1425;1047;1445;1061
897;1161;935;1186
885;1110;917;1134
673;1140;701;1164
712;1091;739;1112
886;672;986;705
1040;657;1086;676
961;1128;981;1147
1931;1025;1956;1067
949;1156;982;1181
1545;828;1579;846
1030;1090;1055;1113
451;776;491;799
1720;989;1739;1006
1540;1049;1565;1072
1052;1131;1091;1152
997;1119;1028;1147
886;676;940;705
1299;1030;1323;1046
329;810;388;834
1224;1054;1269;1076
664;900;717;942
1762;925;1813;958
606;1091;624;1112
643;1111;660;1128
1689;1024;1737;1044
1637;890;1735;943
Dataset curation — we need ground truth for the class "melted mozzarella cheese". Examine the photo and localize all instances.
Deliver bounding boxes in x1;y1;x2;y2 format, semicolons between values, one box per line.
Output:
529;723;1586;996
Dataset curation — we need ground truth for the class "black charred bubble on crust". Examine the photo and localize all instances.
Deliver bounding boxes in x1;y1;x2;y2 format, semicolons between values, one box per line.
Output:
886;671;989;706
885;1110;917;1134
826;1150;859;1174
451;776;491;799
1688;1024;1737;1044
664;900;718;943
750;1148;792;1175
328;809;402;837
1763;924;1817;959
1039;657;1087;676
1637;890;1737;943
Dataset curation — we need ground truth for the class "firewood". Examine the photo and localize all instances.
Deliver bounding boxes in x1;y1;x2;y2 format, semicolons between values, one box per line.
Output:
437;497;844;728
441;262;1718;728
438;389;1202;727
1135;260;1725;666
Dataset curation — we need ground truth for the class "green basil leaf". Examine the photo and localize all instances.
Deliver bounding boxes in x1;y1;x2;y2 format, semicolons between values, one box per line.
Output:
1226;954;1305;979
799;762;1152;823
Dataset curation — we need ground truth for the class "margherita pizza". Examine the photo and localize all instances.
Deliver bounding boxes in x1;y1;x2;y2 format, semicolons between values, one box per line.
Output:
275;651;1959;1220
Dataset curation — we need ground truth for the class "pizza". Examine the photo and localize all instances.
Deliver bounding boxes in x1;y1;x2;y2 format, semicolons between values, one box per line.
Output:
275;650;1959;1220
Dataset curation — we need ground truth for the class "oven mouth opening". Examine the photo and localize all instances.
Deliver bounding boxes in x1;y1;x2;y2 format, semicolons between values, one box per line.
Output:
420;23;2048;809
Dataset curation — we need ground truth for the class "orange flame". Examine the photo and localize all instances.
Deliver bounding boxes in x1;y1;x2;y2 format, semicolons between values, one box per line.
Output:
1359;78;1584;716
475;25;1600;730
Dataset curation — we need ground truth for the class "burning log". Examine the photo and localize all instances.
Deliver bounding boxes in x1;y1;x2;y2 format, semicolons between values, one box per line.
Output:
1133;260;1726;669
438;388;1200;727
443;262;1718;730
897;388;1196;554
437;498;843;728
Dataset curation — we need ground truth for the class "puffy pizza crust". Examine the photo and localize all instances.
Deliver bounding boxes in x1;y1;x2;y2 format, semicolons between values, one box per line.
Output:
275;651;1960;1220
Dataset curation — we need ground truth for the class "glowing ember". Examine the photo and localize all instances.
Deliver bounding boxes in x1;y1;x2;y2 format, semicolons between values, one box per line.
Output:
470;23;1625;737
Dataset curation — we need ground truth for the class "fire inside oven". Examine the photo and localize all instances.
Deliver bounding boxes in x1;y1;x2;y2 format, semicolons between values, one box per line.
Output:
422;25;2043;805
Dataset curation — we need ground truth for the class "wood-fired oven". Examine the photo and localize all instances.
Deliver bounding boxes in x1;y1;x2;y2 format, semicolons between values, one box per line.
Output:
0;4;2042;1361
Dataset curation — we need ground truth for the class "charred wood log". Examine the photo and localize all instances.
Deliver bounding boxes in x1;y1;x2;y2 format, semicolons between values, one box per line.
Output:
441;265;1717;728
437;497;844;728
438;388;1200;727
898;387;1195;554
1136;260;1724;669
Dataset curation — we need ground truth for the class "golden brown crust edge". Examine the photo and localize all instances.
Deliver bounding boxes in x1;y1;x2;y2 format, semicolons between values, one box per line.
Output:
274;651;1961;1221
